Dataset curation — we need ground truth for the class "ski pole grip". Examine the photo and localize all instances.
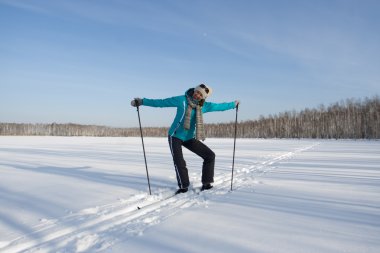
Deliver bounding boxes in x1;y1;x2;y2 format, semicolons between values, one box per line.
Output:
134;98;143;108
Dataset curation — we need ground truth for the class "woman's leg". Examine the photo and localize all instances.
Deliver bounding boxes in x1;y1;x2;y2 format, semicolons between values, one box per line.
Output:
168;136;190;189
183;138;215;185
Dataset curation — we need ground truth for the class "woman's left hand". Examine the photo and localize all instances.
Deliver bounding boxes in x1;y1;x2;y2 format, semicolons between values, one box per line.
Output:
235;100;240;107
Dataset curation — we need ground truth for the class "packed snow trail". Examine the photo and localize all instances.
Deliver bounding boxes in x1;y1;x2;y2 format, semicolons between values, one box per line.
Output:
1;142;319;253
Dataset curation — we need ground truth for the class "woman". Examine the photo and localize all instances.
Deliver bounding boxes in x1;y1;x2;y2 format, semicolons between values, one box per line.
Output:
131;84;239;194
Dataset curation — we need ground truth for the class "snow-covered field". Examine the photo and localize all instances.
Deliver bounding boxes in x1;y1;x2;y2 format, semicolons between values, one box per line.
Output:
0;136;379;253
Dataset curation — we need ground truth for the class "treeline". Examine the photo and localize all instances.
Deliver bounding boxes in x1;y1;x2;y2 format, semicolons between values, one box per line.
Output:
1;96;379;139
206;96;379;139
0;122;169;137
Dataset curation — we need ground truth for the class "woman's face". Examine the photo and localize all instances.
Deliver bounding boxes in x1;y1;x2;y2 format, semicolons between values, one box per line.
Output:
193;90;203;101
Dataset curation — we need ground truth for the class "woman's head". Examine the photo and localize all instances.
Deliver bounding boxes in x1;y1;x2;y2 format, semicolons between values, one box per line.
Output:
193;84;212;100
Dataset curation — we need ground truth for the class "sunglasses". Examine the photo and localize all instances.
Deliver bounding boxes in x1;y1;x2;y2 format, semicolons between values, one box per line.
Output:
199;84;209;94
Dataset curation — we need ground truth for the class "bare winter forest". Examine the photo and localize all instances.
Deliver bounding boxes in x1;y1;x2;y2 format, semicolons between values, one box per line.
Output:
1;96;379;139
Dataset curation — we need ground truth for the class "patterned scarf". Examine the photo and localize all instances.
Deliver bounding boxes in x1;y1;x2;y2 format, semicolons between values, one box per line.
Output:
184;95;205;141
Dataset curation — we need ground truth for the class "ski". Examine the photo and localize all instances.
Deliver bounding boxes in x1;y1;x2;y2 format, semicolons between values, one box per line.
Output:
136;186;213;210
136;192;176;210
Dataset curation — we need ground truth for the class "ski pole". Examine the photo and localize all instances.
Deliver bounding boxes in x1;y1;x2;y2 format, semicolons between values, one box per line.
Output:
135;101;152;195
230;104;239;191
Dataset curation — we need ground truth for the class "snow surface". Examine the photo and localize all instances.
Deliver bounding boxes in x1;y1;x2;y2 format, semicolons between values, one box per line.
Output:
0;136;379;253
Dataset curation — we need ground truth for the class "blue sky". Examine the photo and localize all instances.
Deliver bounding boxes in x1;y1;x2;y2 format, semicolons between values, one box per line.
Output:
1;0;379;127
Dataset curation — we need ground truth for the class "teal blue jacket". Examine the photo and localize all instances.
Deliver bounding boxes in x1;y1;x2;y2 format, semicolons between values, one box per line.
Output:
142;89;236;141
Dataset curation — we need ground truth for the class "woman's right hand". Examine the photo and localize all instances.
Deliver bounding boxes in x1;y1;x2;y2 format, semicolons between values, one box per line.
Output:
131;98;143;107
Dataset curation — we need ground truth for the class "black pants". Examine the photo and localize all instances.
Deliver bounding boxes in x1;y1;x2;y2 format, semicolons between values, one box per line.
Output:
168;136;215;189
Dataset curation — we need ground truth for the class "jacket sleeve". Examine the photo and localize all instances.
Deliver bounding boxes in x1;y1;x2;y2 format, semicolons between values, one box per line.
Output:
142;96;182;108
203;101;236;113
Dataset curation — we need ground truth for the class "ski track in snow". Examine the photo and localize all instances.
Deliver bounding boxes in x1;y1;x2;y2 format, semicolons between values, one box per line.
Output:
1;143;319;253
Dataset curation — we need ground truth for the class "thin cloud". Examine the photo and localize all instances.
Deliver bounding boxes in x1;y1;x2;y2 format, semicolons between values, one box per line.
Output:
0;0;50;14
